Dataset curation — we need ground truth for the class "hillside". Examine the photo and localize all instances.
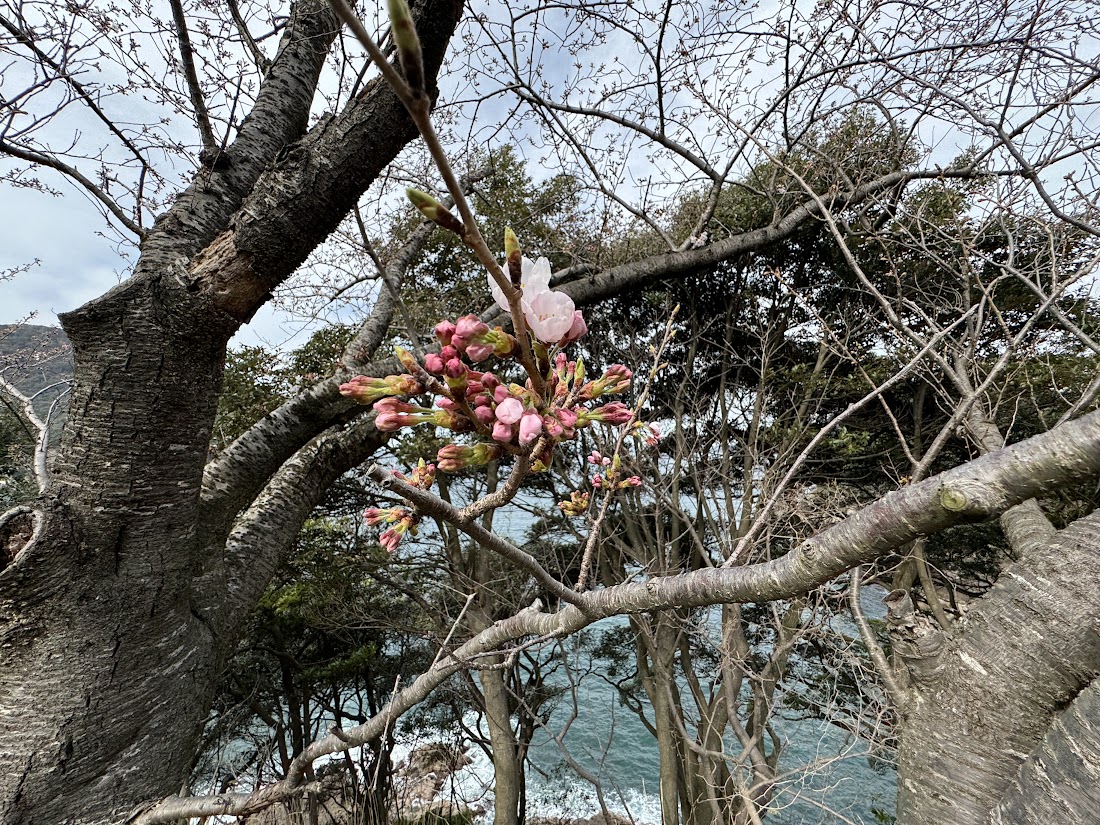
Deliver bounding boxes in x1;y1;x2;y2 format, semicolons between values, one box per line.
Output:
0;324;73;413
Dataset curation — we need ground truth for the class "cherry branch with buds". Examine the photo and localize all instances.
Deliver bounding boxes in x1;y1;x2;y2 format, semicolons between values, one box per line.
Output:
327;0;663;559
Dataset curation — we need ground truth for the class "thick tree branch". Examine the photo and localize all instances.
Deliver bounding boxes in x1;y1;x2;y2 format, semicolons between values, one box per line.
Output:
994;678;1100;823
964;404;1056;560
186;0;464;322
114;0;340;269
897;508;1100;825
141;407;1100;822
198;213;443;545
560;168;987;309
198;416;387;639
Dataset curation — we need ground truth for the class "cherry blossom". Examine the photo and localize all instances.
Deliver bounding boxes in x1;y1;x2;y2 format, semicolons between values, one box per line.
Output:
490;255;551;312
524;289;576;344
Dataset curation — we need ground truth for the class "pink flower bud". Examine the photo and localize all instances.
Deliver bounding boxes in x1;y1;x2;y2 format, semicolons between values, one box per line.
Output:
493;384;511;404
434;320;456;346
441;345;459;361
582;364;633;399
339;374;421;404
437;443;502;472
455;314;489;339
584;402;632;425
373;397;410;415
379;529;399;553
375;412;404;431
466;342;495;362
474;405;496;425
519;409;543;445
481;372;501;391
424;353;445;374
445;358;466;379
495;397;524;424
492;420;514;443
436;397;460;411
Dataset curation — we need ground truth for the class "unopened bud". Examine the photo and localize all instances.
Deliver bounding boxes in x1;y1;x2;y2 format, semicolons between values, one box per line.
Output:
504;227;522;286
387;0;424;91
407;189;465;236
394;345;418;374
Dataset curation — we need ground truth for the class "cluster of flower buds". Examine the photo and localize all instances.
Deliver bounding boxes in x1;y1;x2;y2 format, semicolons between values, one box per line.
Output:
557;490;590;516
338;224;661;552
587;450;642;492
340;349;636;458
430;316;516;364
592;473;643;491
364;506;419;553
392;458;436;490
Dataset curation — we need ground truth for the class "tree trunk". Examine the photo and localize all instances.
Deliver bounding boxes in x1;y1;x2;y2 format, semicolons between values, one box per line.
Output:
0;283;237;824
993;679;1100;823
0;0;465;821
895;511;1100;825
480;664;523;825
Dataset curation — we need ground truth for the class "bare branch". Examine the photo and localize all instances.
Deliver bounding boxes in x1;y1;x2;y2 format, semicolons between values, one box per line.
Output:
0;139;145;238
138;406;1100;823
168;0;217;152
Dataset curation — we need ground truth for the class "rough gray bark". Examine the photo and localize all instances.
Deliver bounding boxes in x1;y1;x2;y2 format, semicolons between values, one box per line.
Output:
0;1;464;823
896;510;1100;825
964;404;1056;560
994;680;1100;823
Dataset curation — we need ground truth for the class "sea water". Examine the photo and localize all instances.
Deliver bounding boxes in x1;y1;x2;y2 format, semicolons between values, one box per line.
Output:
419;610;897;824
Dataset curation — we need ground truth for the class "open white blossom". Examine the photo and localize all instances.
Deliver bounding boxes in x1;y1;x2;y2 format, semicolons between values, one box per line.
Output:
489;255;576;343
490;255;552;313
524;288;576;343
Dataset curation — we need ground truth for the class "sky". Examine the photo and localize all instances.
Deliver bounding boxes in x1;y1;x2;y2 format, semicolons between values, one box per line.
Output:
3;0;1096;352
0;179;317;348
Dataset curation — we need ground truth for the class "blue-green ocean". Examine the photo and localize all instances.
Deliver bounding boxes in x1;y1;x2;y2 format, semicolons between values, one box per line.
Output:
418;611;897;824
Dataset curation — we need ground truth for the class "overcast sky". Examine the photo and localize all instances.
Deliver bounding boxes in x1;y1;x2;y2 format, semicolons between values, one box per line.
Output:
4;0;1092;355
0;175;327;349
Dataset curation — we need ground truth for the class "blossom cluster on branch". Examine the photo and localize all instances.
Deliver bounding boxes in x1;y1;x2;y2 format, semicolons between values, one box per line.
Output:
339;211;660;552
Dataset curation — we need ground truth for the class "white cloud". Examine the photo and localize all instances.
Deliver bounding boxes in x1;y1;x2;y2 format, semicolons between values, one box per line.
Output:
0;183;131;326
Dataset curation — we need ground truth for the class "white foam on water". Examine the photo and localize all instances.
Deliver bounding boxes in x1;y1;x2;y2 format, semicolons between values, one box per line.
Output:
411;715;664;824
